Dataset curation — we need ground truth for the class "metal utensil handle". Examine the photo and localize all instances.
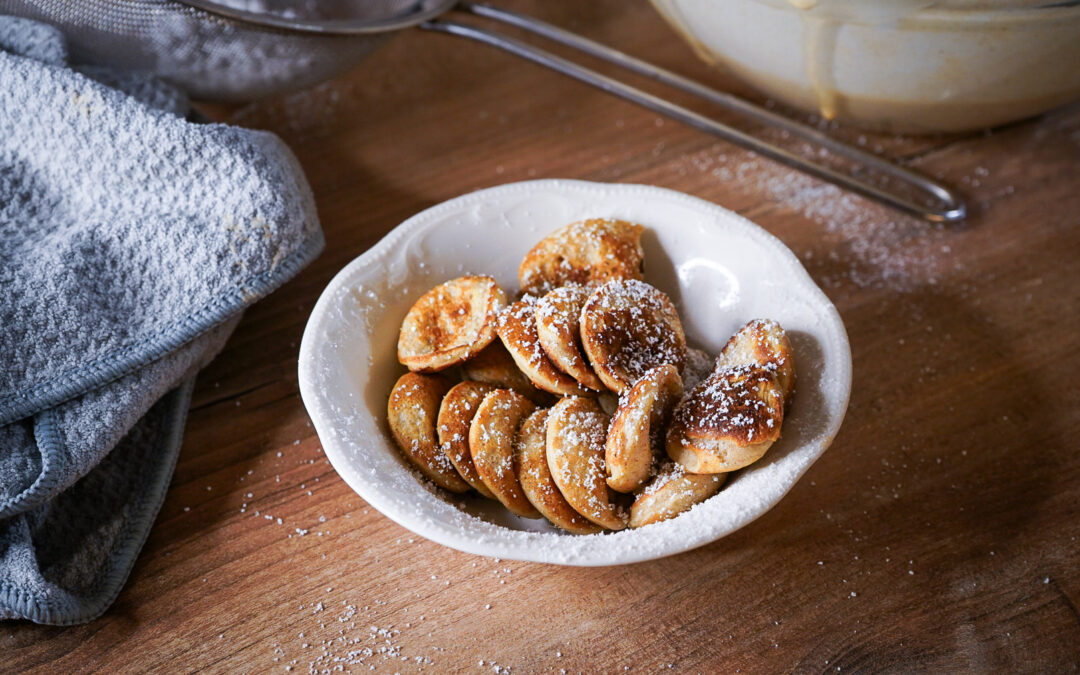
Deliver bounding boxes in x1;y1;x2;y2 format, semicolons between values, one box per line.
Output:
424;5;966;223
467;3;954;202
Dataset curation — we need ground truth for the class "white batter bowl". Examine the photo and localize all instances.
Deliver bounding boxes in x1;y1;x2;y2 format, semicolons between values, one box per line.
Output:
651;0;1080;132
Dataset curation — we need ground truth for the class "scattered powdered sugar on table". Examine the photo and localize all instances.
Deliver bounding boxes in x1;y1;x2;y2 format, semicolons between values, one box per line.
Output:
673;146;953;291
265;551;536;673
271;599;439;673
230;79;353;139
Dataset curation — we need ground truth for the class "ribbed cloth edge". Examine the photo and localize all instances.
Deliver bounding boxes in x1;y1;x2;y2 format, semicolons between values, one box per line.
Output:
0;377;194;625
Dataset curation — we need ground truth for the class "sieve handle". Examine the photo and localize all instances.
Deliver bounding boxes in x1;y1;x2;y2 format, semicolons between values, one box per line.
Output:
420;3;966;223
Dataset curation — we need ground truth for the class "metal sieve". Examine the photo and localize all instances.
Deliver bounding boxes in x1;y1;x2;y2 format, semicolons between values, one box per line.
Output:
0;0;967;222
0;0;399;100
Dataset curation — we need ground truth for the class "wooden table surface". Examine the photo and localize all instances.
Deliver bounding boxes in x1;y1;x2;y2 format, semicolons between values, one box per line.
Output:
10;1;1080;672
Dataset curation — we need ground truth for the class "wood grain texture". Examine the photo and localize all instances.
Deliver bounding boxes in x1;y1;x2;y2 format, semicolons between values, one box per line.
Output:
8;1;1080;672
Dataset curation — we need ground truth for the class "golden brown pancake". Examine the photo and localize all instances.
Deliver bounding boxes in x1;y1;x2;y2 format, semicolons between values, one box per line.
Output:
629;462;726;528
666;364;784;473
460;341;552;405
535;284;606;391
515;408;603;535
468;389;541;518
398;275;506;372
496;296;590;397
518;219;645;295
387;372;470;493
545;397;626;530
437;381;499;498
714;319;795;403
580;279;687;394
605;364;683;493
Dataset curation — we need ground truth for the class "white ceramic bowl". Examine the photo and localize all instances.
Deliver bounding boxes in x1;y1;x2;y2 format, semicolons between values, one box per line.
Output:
298;179;851;566
651;0;1080;133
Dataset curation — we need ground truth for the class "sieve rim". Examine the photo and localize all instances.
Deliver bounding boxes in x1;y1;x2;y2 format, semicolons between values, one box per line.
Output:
179;0;457;35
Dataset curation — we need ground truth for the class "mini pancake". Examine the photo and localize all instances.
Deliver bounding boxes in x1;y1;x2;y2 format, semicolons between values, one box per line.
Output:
666;364;784;474
605;364;683;493
535;284;606;391
580;279;687;394
460;341;552;405
715;318;795;402
518;218;645;295
437;381;499;498
398;275;507;372
515;408;603;535
496;296;590;397
469;389;541;518
629;463;726;528
387;372;470;493
545;397;626;530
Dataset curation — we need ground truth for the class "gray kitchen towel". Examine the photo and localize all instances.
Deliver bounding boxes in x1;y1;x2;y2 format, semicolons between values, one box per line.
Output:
0;17;325;624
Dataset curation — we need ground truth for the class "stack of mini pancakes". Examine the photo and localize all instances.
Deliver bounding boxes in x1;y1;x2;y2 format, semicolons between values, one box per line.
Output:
388;219;795;533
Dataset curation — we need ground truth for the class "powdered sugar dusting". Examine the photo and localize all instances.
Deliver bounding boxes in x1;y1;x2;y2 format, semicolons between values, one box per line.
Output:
673;146;951;290
535;283;604;390
674;364;784;444
470;390;536;515
496;296;584;395
518;218;644;295
581;279;687;391
631;462;724;528
547;399;626;530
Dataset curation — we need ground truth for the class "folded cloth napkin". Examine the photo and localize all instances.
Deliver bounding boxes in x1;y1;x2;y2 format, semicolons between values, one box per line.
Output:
0;17;324;624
